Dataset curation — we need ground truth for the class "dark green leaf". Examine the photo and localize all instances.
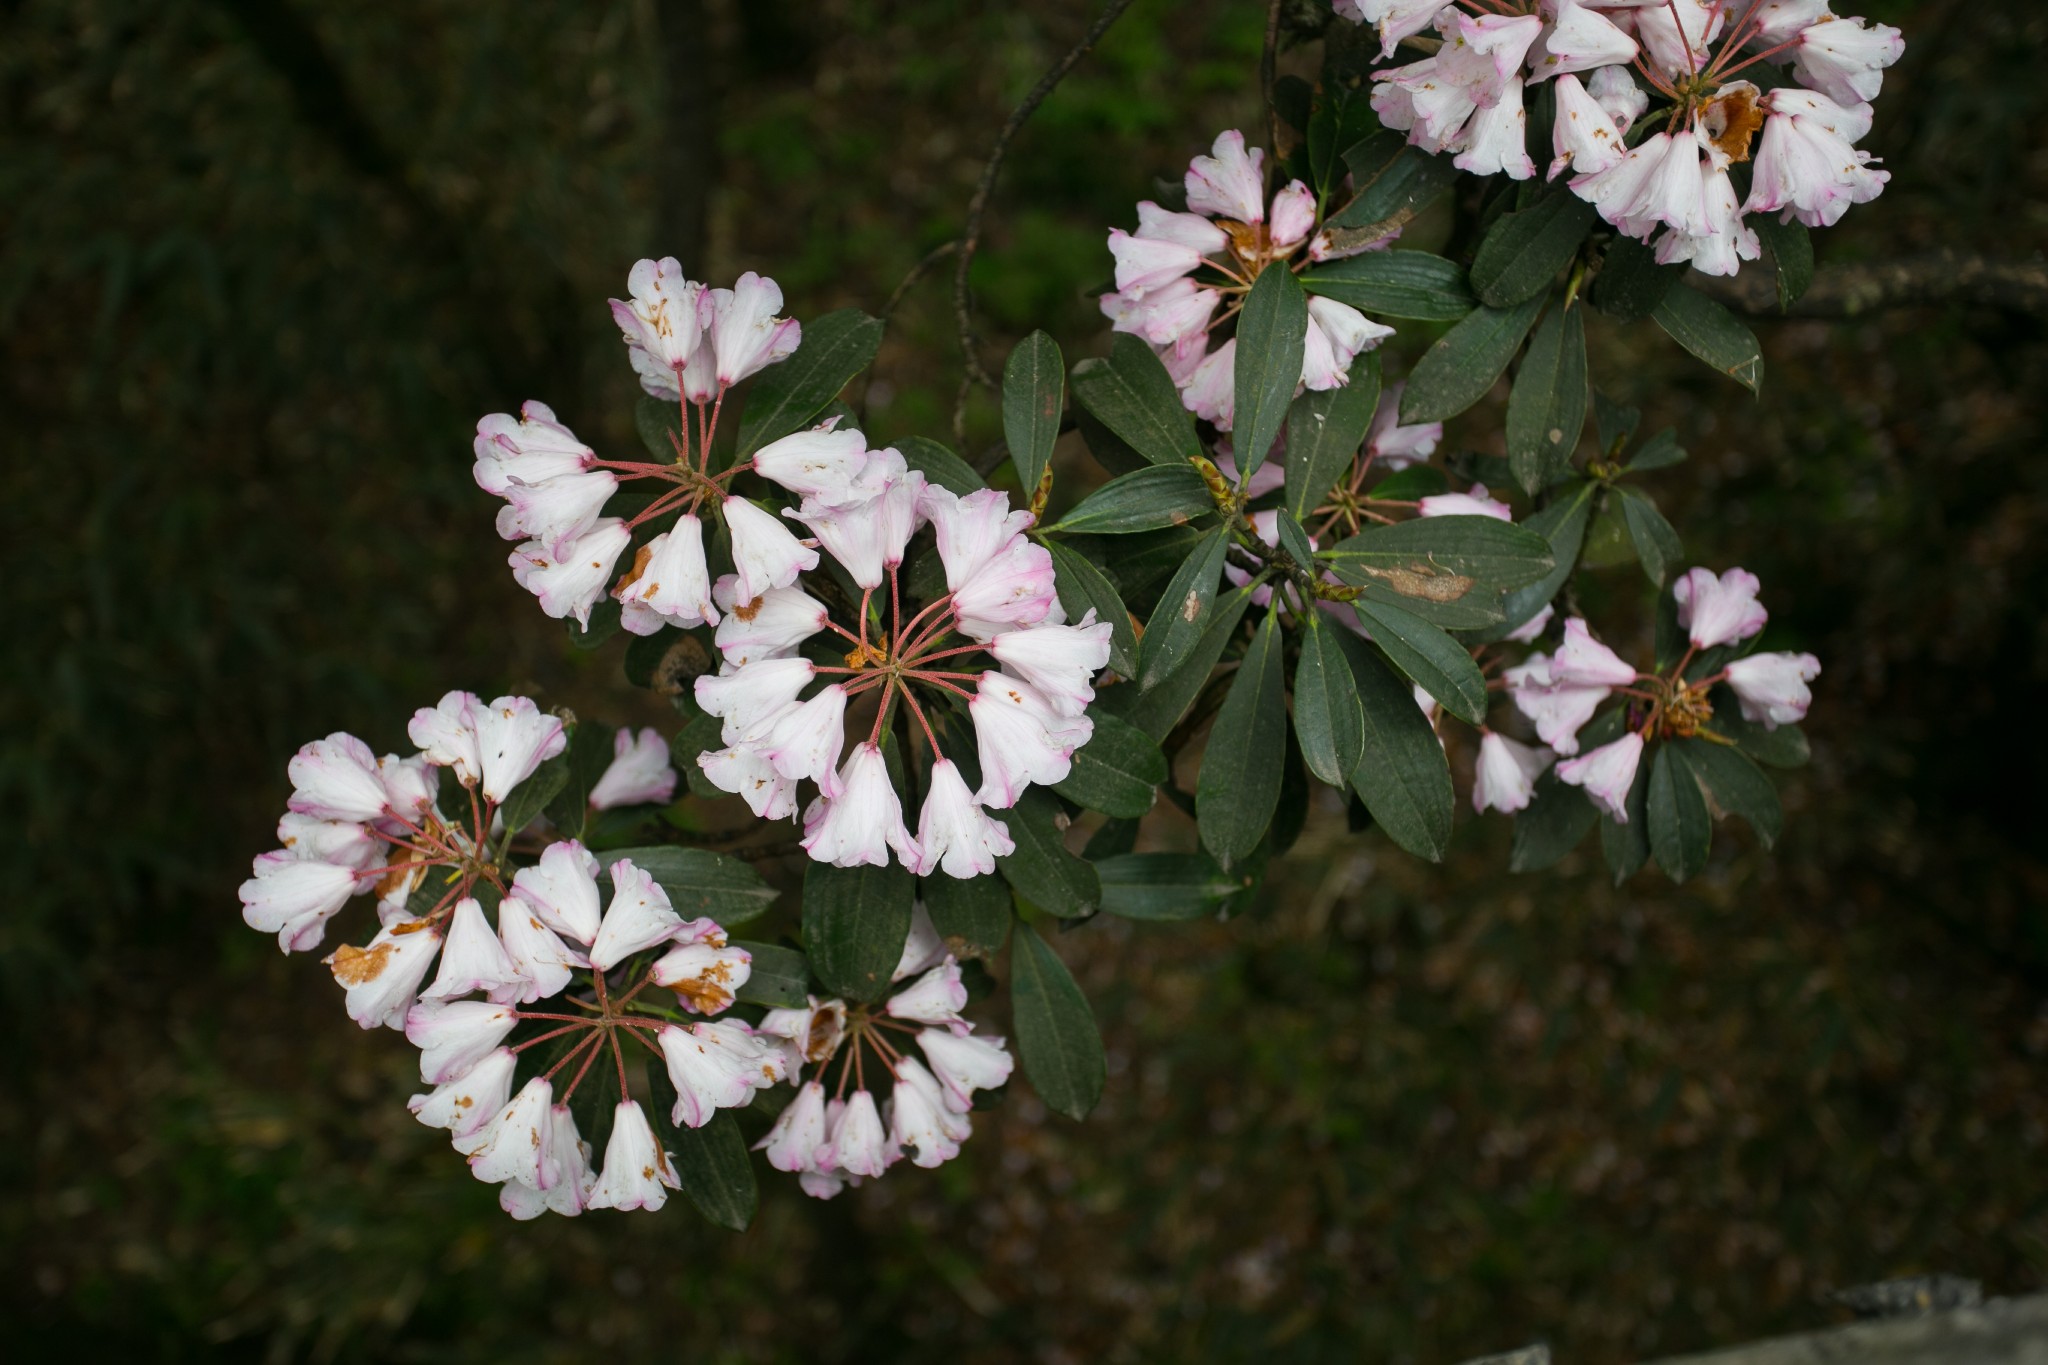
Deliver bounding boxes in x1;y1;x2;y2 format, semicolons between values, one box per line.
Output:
543;720;616;841
1137;525;1231;689
1293;610;1364;786
635;395;685;461
1307;79;1379;197
1097;853;1236;921
1002;331;1064;493
1466;480;1594;645
1332;131;1459;243
896;435;984;495
1197;613;1287;868
1324;515;1554;629
1592;234;1685;321
1073;405;1152;478
665;1107;757;1232
996;787;1100;918
1510;769;1599;871
1647;742;1711;883
1337;633;1454;861
1753;214;1814;311
1118;583;1258;741
1070;334;1203;468
1616;485;1683;586
603;846;780;927
1301;252;1475;321
801;860;914;1002
733;941;811;1008
675;713;727;801
1400;294;1547;424
1627;427;1687;471
1046;541;1139;677
1273;74;1313;135
1349;595;1489;724
1506;298;1588;495
1593;391;1641;455
1369;464;1450;501
1232;266;1309;485
734;308;883;457
1050;463;1211;535
922;872;1013;958
1653;285;1763;394
1470;190;1598;309
1272;510;1318;572
568;599;623;650
1599;758;1652;884
1707;709;1810;769
1009;922;1105;1121
1050;711;1166;818
1284;362;1381;522
1685;739;1783;847
500;753;569;838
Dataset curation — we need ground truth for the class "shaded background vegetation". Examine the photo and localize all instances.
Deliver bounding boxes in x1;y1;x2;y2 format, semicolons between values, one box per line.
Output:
4;0;2045;1359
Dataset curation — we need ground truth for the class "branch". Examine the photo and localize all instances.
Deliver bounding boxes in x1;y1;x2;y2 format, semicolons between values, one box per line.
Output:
952;0;1140;441
653;0;718;274
1261;0;1284;177
1693;250;2048;320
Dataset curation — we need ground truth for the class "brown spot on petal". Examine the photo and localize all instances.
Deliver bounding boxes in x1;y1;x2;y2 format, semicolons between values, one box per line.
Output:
326;941;393;986
374;859;425;902
615;543;655;595
733;595;764;621
1702;85;1765;164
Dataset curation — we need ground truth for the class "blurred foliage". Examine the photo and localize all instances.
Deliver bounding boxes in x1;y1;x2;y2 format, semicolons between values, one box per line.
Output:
2;0;2045;1360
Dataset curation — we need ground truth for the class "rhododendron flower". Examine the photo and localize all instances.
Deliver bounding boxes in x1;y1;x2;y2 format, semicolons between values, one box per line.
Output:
586;727;678;810
1473;732;1554;815
708;272;802;388
1505;651;1612;756
1673;567;1768;650
1723;651;1821;728
1334;0;1450;59
510;519;632;628
1745;88;1888;228
1557;731;1646;821
331;917;446;1029
657;1020;785;1128
614;515;718;634
406;999;518;1085
1788;13;1904;106
1419;484;1513;521
410;1045;516;1146
1550;618;1641;689
587;858;690;971
587;1100;679;1212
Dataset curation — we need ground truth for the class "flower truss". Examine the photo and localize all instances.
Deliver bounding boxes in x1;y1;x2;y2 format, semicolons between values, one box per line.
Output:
1102;129;1399;430
1341;0;1902;275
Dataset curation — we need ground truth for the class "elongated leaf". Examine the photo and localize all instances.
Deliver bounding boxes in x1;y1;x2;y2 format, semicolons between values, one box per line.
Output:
1337;633;1454;861
1467;480;1595;645
1070;334;1202;467
1197;613;1286;867
1400;294;1547;424
1349;595;1489;725
922;872;1013;958
801;860;914;1002
600;846;779;926
1653;285;1763;393
1707;710;1810;769
1119;583;1258;741
1647;742;1711;883
1307;79;1379;197
1284;357;1380;522
1097;853;1237;921
1232;266;1309;483
996;787;1100;918
1593;234;1685;321
1137;525;1231;689
734;308;883;457
1369;465;1450;500
1505;298;1588;495
1332;131;1460;243
1046;541;1138;677
1009;922;1105;1121
1324;515;1554;629
1301;252;1475;321
1003;331;1064;493
896;435;984;495
1470;191;1598;309
1685;739;1782;848
635;395;685;461
1050;711;1166;818
501;749;570;839
1753;214;1814;312
1599;758;1653;885
1510;769;1599;871
733;941;811;1008
665;1107;757;1232
1616;486;1683;586
1273;509;1318;571
543;721;616;841
1293;610;1365;786
1051;463;1212;535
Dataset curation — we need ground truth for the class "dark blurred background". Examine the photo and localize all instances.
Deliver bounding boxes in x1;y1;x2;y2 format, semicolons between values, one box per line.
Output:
3;0;2044;1360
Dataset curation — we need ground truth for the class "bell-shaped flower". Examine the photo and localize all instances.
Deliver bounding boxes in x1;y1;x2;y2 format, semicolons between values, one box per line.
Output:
1654;158;1760;278
924;486;1036;593
753;425;871;503
759;995;849;1070
1790;14;1904;106
1556;731;1645;821
468;1077;557;1188
761;684;848;790
615;515;719;634
1419;484;1513;521
1109;225;1210;297
989;613;1114;717
473;401;598;496
409;691;484;787
652;928;752;1016
887;957;969;1029
1184;129;1266;223
802;743;920;869
587;727;677;810
405;998;518;1084
1473;732;1554;815
588;858;684;971
493;469;618;558
1673;567;1768;649
756;1079;831;1173
658;1020;786;1128
586;1099;679;1211
1529;0;1637;79
951;536;1062;641
1551;617;1640;687
1575;131;1711;243
1269;180;1318;250
912;760;1016;880
697;656;815;745
502;1104;595;1219
1302;296;1396;391
275;812;381;871
1587;63;1647;134
1136;199;1231;254
890;1057;973;1169
475;696;568;805
1549;72;1627;179
287;732;391;823
1506;602;1555;645
510;839;601;943
723;495;819;602
409;1045;515;1144
708;272;801;388
1723;651;1821;729
494;895;588;1004
969;672;1090;808
713;578;827;668
1181;339;1238;429
1745;87;1887;229
917;1027;1015;1112
376;753;439;825
818;1088;893;1179
1635;0;1723;78
1366;382;1443;469
510;518;632;629
1455;77;1536;181
1335;0;1454;57
895;903;948;983
1505;652;1608;756
329;918;445;1028
697;743;799;820
241;853;360;953
424;897;526;1001
787;451;927;589
1101;276;1222;350
610;257;705;399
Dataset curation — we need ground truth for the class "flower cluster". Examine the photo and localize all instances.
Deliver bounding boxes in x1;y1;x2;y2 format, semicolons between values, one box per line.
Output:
1479;566;1820;817
1102;130;1397;433
754;909;1014;1198
1346;0;1903;275
695;425;1114;876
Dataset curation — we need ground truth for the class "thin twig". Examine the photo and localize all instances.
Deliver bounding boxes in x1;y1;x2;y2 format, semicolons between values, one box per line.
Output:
1261;0;1284;181
953;0;1140;442
860;240;963;421
1689;251;2048;321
